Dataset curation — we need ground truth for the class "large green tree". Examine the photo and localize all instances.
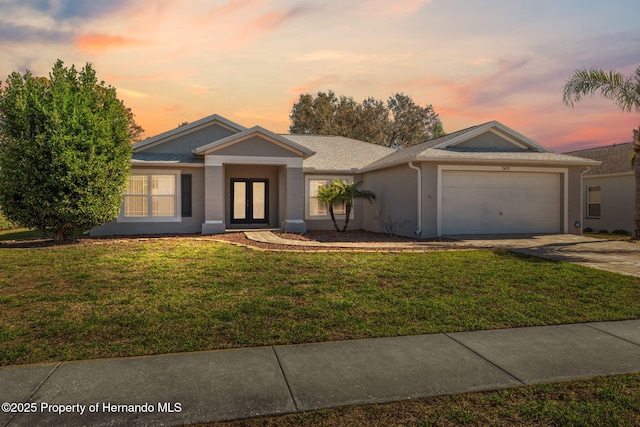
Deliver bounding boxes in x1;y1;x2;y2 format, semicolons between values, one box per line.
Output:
289;91;445;147
563;66;640;239
0;60;134;240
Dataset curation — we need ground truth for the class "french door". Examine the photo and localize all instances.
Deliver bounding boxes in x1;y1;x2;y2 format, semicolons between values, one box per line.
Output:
230;179;269;224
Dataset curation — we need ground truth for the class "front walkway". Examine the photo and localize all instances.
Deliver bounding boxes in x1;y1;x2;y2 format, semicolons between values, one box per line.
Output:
2;320;639;426
244;231;459;249
245;232;640;277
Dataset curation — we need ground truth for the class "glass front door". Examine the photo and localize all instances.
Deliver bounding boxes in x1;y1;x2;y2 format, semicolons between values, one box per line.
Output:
231;179;268;224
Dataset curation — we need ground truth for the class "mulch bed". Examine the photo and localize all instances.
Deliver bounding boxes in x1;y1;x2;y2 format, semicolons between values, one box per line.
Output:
0;230;462;251
215;230;461;251
277;230;429;242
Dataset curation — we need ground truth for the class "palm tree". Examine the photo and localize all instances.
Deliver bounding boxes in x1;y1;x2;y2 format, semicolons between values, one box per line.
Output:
563;66;640;239
316;179;376;232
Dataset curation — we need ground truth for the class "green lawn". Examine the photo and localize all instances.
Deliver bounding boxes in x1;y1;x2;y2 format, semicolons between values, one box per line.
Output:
1;239;639;366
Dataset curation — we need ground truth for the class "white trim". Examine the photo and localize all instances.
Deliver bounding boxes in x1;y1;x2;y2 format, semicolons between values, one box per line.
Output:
358;154;597;174
583;171;633;179
205;155;303;168
304;175;355;220
436;165;568;236
204;220;224;224
117;169;182;223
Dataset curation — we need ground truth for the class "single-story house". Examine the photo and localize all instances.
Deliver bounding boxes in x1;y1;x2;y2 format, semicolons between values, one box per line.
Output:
565;142;634;234
91;114;599;238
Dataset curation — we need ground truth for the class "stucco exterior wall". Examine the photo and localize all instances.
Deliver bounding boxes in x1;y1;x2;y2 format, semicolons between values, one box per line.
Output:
454;133;529;151
283;167;306;232
361;165;418;238
90;166;205;236
582;174;634;234
420;163;439;238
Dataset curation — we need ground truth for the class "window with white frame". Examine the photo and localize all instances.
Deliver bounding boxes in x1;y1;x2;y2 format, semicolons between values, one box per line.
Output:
123;174;178;219
587;185;601;219
307;177;352;218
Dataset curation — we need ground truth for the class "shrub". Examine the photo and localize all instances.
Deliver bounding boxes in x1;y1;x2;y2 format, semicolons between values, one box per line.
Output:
0;60;133;240
598;230;609;234
0;210;16;230
583;227;593;233
612;230;629;235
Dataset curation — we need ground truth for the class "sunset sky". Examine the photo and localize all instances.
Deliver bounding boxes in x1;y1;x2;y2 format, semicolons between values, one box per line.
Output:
1;0;639;152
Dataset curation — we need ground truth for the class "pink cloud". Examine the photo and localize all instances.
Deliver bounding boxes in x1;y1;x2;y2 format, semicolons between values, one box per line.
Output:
205;0;264;20
364;0;432;16
290;75;341;96
230;5;313;47
103;71;194;83
76;33;144;52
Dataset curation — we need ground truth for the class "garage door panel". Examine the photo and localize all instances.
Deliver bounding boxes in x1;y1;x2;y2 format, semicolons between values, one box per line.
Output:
442;171;560;235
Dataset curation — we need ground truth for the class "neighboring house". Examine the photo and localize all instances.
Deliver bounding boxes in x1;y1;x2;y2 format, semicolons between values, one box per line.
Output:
91;114;598;238
565;143;634;234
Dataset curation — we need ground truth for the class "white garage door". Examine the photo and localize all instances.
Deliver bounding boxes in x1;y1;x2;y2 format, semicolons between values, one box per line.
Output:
442;171;561;235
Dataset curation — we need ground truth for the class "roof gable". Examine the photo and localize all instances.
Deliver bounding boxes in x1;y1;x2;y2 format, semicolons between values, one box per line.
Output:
433;121;550;152
360;121;597;172
133;114;246;153
193;126;315;157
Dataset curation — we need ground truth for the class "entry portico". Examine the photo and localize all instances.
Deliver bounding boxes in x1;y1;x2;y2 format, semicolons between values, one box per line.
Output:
194;126;314;234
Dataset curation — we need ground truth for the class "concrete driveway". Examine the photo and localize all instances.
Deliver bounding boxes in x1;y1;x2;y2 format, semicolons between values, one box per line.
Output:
454;234;640;278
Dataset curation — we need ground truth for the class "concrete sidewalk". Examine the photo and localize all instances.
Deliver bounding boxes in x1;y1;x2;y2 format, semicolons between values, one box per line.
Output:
2;320;639;427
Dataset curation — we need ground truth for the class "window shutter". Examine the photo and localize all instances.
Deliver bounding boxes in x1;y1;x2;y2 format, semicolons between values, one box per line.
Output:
181;174;192;217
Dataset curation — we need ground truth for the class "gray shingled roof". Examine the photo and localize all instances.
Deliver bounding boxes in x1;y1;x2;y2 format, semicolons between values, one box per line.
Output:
283;134;396;172
286;125;490;172
362;148;598;171
565;143;633;176
129;121;599;171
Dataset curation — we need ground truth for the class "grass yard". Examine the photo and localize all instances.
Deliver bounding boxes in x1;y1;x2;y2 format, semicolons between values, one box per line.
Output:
1;239;639;366
203;374;640;427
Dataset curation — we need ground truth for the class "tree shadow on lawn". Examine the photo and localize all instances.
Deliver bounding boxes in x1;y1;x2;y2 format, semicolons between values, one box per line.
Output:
0;228;91;247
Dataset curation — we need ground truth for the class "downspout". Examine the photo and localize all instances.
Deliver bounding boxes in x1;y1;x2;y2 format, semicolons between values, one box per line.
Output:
408;162;422;236
579;166;591;234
